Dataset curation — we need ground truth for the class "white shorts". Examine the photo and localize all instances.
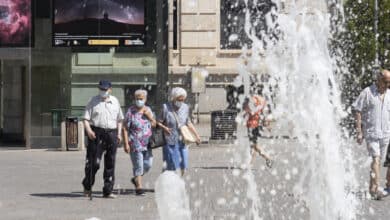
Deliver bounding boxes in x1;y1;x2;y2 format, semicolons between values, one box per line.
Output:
366;138;390;160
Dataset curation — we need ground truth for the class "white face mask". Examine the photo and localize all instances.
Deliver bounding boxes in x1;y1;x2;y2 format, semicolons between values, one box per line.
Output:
174;101;183;108
99;90;110;98
135;100;145;108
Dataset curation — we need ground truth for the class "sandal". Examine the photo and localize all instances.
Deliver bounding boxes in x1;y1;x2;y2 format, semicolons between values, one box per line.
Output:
266;159;273;168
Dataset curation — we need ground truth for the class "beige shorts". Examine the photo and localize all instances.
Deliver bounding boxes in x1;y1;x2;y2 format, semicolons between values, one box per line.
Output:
366;138;390;160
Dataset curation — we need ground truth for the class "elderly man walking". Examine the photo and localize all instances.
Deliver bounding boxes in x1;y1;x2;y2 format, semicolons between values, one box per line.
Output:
81;80;124;199
353;68;390;200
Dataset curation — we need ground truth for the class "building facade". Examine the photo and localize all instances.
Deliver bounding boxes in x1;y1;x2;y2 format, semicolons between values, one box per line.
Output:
0;0;328;148
167;0;328;113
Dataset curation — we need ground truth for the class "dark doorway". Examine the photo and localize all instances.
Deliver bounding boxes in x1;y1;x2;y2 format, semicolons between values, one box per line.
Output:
0;61;26;145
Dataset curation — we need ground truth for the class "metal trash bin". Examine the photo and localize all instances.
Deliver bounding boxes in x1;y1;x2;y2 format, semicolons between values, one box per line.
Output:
65;116;78;150
210;110;237;140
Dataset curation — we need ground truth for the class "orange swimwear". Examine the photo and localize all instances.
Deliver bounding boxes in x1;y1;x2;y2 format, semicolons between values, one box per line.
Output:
246;95;266;128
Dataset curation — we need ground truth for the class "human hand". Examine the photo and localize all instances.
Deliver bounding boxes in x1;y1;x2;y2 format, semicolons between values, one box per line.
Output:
195;137;201;145
117;134;122;143
143;108;153;118
87;131;96;140
163;127;172;135
124;144;130;153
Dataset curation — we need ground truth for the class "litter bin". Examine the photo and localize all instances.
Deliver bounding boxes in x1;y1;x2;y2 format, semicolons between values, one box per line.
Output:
210;110;237;140
65;116;78;150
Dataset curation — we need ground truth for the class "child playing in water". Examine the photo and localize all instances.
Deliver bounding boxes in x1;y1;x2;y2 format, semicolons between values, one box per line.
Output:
243;94;273;168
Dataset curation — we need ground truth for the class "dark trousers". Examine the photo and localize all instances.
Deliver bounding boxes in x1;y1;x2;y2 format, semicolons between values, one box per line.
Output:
82;126;118;195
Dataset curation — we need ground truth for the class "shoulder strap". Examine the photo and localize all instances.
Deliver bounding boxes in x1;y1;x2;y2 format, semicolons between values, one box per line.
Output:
160;103;169;126
172;109;180;128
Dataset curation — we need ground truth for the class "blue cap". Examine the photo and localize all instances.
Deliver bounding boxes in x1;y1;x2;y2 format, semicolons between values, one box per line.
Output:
98;80;112;90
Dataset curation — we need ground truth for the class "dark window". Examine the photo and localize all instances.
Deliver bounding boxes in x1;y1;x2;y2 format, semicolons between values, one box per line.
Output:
173;0;178;50
220;0;278;50
35;0;51;18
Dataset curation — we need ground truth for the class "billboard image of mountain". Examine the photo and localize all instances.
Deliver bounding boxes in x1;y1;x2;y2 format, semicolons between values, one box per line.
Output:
0;0;32;47
53;0;145;47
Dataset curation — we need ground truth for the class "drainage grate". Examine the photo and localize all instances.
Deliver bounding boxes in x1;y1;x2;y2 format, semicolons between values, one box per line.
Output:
210;110;237;140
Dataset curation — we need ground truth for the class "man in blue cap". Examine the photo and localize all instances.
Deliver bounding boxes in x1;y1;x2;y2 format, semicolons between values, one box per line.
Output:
82;80;124;199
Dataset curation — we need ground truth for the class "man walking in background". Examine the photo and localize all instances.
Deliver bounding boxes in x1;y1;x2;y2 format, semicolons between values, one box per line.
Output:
82;80;124;199
353;68;390;200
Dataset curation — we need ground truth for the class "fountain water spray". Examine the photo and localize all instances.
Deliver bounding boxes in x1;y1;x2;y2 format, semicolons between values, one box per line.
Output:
234;0;359;219
155;171;191;220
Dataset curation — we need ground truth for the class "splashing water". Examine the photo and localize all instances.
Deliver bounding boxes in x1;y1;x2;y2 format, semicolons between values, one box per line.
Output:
234;0;359;219
155;171;191;220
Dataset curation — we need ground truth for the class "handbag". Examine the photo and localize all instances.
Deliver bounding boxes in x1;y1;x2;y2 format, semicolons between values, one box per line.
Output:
149;126;166;149
172;111;198;144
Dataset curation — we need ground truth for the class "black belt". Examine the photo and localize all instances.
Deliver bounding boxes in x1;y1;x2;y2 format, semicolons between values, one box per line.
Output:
91;126;117;133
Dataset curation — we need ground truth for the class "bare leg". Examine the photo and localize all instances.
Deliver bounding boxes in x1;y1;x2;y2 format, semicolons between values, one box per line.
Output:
249;144;257;164
369;157;380;194
254;144;271;161
135;176;142;189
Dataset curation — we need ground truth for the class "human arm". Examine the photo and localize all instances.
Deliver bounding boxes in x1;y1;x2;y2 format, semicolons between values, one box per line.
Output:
156;121;171;135
83;99;96;140
157;104;172;135
83;120;96;140
117;107;125;143
185;106;201;144
143;107;157;127
122;124;130;153
187;121;201;145
355;111;363;144
352;90;366;145
117;120;123;143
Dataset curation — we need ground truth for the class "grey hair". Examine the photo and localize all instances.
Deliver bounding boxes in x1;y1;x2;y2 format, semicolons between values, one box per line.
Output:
134;89;148;99
170;87;187;101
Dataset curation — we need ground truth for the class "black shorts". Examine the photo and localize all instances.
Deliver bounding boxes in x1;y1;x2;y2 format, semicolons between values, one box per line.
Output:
248;127;262;144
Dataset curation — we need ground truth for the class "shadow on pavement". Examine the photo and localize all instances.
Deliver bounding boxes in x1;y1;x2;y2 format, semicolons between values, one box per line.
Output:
195;166;258;170
30;192;86;198
113;188;155;195
30;189;155;198
195;166;235;170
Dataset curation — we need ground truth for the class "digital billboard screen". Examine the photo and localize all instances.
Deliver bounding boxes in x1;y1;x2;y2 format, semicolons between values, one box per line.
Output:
0;0;32;47
53;0;145;47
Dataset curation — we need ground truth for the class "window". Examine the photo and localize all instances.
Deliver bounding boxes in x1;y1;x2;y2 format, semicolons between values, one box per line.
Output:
220;0;278;50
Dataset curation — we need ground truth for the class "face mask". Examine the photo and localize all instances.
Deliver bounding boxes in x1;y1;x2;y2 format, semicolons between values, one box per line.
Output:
99;90;110;98
174;101;183;108
135;100;145;108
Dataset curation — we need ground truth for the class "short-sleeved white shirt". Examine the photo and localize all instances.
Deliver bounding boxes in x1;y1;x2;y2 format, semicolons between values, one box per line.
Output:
352;84;390;139
83;95;124;129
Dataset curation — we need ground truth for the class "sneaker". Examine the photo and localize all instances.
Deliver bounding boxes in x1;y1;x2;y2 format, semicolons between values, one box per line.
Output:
266;159;273;168
83;189;91;197
135;189;145;196
103;193;117;199
383;187;390;195
370;191;384;200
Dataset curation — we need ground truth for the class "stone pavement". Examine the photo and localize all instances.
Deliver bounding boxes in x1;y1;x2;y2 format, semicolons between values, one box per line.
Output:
0;137;389;220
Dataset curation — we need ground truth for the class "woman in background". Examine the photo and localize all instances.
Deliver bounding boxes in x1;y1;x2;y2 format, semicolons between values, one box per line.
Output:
157;87;201;176
123;89;156;195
